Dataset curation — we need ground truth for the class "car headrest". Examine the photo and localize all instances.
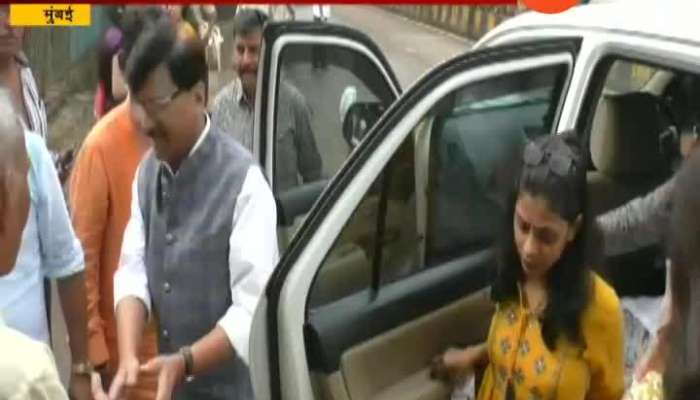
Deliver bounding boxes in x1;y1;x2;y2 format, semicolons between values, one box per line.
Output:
590;92;666;178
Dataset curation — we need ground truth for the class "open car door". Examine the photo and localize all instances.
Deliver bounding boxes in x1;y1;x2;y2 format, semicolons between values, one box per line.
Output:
250;37;579;400
252;21;402;250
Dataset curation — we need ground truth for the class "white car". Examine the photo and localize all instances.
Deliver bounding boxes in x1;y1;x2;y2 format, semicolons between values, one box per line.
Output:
246;1;700;399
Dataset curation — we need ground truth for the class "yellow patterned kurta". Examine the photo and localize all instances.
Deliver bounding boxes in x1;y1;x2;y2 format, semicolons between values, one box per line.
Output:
478;274;624;400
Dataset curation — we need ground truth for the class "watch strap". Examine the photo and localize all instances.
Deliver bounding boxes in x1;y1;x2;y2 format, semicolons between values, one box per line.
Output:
71;362;94;376
179;346;194;377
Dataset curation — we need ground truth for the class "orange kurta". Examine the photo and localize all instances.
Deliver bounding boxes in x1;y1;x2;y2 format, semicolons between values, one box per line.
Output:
69;102;157;398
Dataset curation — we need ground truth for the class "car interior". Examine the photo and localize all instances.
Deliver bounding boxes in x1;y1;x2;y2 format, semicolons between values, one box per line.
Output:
296;57;698;400
302;62;568;400
588;61;699;297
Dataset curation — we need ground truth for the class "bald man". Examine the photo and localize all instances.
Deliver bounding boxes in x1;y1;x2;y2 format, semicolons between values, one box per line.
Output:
0;89;68;400
0;87;92;400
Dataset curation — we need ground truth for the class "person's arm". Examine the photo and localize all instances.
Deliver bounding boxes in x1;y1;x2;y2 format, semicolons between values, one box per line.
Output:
291;91;323;183
56;274;90;396
444;342;488;368
634;262;674;379
108;172;151;399
214;166;279;366
114;298;148;366
111;55;127;102
188;166;278;371
69;143;111;369
431;342;488;384
598;177;675;257
30;133;89;399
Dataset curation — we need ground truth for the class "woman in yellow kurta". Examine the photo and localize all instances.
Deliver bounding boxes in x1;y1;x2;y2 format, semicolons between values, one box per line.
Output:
435;132;624;400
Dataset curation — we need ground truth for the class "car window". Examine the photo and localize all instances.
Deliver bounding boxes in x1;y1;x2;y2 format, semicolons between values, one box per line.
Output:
424;64;568;266
274;43;394;193
307;63;569;307
272;43;397;248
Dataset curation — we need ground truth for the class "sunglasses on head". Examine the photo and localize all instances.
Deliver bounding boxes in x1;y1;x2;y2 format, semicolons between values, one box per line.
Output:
523;141;575;177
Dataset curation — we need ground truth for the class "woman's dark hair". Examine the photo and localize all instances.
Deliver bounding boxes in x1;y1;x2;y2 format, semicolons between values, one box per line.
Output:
664;150;700;399
491;131;602;350
125;16;208;101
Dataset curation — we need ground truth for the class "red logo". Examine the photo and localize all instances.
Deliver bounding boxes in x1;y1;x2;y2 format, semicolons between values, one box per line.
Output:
523;0;579;14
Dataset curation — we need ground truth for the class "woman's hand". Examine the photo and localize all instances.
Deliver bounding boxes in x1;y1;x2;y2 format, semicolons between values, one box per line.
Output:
430;344;486;384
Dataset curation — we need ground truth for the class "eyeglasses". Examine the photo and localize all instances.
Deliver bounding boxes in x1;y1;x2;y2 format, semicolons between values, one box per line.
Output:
523;141;575;177
134;88;184;115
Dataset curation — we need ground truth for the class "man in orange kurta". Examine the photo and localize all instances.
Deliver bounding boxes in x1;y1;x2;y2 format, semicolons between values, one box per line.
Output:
69;102;157;398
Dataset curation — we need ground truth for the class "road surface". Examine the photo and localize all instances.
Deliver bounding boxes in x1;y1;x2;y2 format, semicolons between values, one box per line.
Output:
298;5;470;87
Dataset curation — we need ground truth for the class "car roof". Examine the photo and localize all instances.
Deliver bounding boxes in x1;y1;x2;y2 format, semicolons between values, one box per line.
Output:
482;0;700;47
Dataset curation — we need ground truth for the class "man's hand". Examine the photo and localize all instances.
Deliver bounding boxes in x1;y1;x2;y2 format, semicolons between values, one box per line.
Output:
108;356;140;400
91;371;109;400
140;353;186;400
68;373;92;400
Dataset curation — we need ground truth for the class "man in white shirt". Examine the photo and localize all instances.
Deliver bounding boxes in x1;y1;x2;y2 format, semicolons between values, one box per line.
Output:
107;17;278;400
0;78;92;397
0;88;68;400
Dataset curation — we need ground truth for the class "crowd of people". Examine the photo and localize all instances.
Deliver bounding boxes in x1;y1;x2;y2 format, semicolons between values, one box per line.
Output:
3;3;700;400
1;5;280;400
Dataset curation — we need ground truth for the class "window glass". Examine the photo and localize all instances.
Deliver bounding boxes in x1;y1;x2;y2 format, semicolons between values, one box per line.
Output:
273;43;396;249
308;63;569;307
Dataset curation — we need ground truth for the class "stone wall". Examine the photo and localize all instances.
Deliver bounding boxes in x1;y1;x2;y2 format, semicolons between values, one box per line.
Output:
382;5;522;41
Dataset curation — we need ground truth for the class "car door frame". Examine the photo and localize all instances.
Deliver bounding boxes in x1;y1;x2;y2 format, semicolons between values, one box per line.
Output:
478;25;700;131
249;21;403;399
250;37;582;400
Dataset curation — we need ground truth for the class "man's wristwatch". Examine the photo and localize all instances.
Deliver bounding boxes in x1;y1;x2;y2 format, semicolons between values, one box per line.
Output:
179;346;195;381
71;361;94;376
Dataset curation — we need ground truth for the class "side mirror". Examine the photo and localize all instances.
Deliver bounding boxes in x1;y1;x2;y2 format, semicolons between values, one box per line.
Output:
340;101;385;150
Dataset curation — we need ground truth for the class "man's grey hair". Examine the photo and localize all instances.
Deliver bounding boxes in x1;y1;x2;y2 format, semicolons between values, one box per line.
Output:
0;87;27;173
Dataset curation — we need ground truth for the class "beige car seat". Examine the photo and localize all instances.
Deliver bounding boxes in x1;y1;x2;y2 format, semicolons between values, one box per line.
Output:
587;92;669;217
